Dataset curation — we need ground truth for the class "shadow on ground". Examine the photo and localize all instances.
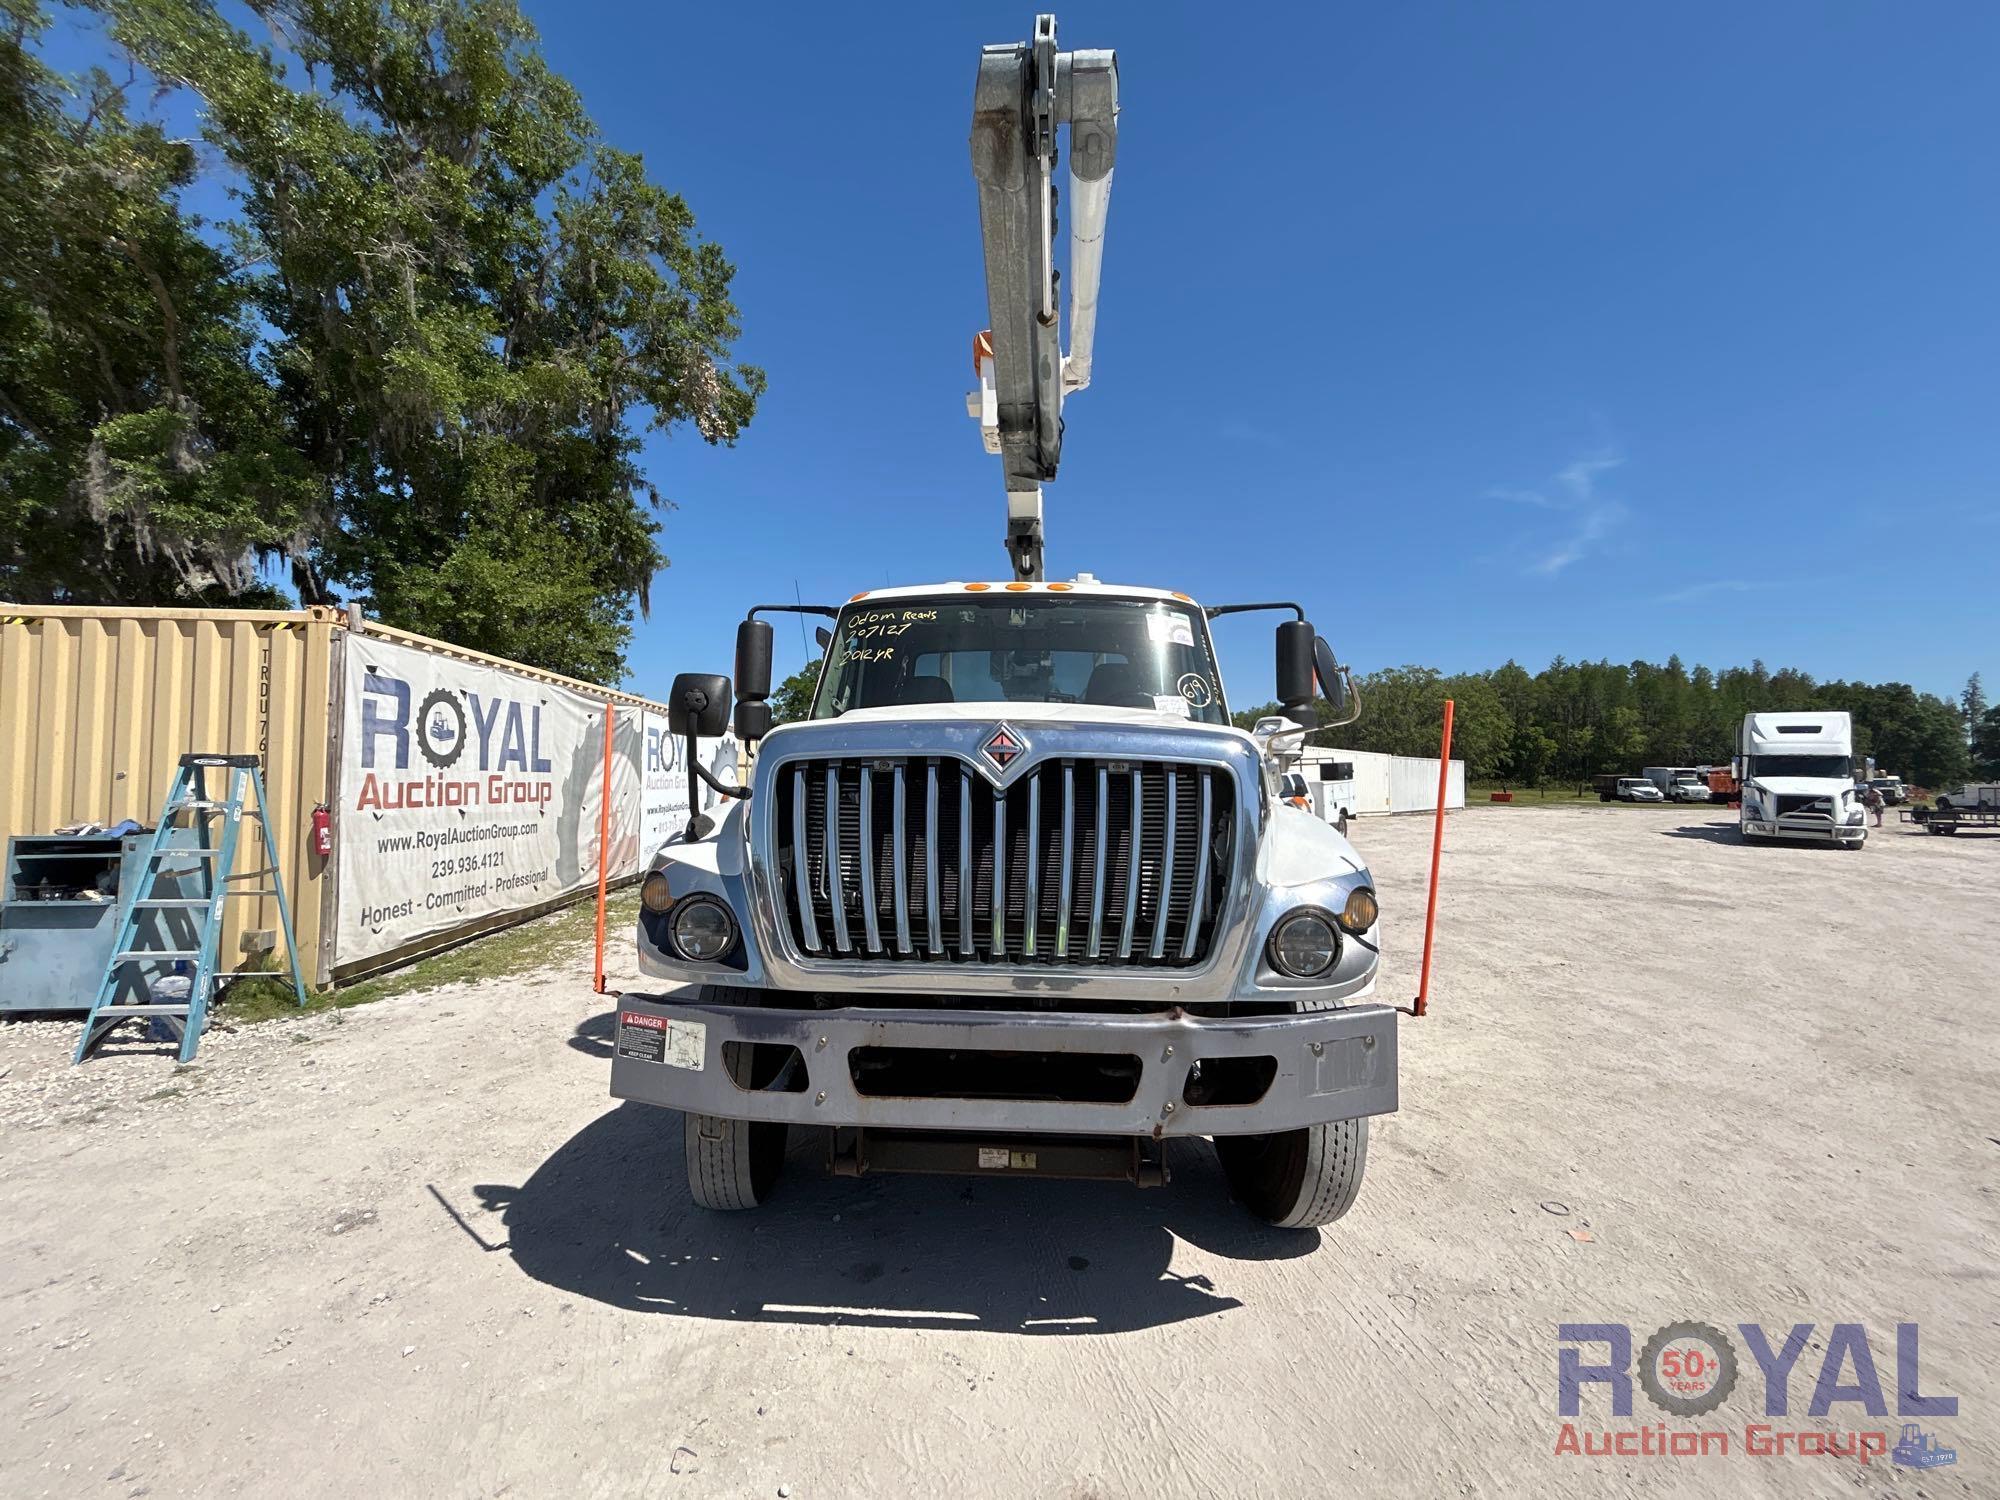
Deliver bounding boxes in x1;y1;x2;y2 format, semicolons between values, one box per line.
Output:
1659;821;1865;848
461;1100;1319;1335
567;1009;616;1058
1657;821;1742;844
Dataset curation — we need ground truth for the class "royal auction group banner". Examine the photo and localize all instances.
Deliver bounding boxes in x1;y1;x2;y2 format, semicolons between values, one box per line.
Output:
332;635;739;968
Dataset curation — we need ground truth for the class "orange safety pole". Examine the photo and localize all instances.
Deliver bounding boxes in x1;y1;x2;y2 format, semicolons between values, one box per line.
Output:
1412;697;1455;1018
593;702;615;994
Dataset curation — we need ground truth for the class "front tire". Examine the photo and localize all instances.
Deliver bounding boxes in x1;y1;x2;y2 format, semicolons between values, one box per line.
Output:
1217;1116;1369;1228
1216;998;1370;1228
683;986;788;1211
685;1108;786;1210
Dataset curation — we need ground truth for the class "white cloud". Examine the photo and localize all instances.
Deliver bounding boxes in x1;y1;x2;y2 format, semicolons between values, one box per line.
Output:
1655;579;1757;605
1493;450;1628;576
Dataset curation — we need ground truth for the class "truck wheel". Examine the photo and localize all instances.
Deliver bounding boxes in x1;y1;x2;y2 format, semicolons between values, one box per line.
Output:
683;988;788;1210
685;1109;786;1210
1218;1116;1368;1229
1216;1001;1368;1228
1336;812;1350;837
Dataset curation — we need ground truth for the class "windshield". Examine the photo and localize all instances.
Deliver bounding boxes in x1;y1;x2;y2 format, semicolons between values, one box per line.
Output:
811;594;1229;726
1748;754;1852;780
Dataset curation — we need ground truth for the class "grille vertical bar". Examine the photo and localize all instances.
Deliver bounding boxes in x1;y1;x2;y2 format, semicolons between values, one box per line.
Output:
1151;769;1178;959
1057;763;1075;957
992;791;1007;958
824;765;849;953
1181;769;1212;961
958;774;974;955
925;763;942;955
1119;767;1142;960
1089;764;1108;958
858;766;882;953
891;764;912;955
1023;773;1041;957
792;770;820;952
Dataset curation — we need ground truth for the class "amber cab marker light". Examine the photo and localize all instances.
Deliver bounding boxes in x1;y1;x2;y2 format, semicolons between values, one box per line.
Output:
965;582;991;591
1049;582;1073;591
1005;582;1032;591
850;591;869;602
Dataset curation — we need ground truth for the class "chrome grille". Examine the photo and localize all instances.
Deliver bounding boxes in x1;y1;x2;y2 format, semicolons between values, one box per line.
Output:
1775;794;1833;820
772;757;1234;967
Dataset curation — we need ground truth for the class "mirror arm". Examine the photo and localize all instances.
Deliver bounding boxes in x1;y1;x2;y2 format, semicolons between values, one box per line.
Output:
747;603;839;621
1306;673;1363;733
1204;601;1306;622
683;732;752;843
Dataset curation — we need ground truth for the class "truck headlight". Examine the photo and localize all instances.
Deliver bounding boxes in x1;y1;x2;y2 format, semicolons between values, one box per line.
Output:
1269;910;1340;978
669;896;738;961
1337;885;1379;934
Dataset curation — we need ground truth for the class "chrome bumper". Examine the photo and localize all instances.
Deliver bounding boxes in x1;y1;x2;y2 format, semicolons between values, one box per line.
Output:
609;993;1399;1138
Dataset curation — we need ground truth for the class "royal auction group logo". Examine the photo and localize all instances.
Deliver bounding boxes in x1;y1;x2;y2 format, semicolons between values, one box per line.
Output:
1557;1320;1958;1467
355;666;558;812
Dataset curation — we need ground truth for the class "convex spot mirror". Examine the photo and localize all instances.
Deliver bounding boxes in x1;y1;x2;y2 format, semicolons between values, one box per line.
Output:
1314;637;1360;727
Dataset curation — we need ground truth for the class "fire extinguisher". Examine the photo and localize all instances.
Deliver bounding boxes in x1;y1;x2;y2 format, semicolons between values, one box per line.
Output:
311;803;333;858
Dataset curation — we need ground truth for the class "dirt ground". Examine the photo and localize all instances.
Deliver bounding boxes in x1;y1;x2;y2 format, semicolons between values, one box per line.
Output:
2;805;1993;1498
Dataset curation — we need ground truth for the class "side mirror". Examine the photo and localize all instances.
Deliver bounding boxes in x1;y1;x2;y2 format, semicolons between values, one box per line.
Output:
1313;637;1361;728
1276;620;1315;727
733;620;773;741
814;625;833;653
669;673;731;738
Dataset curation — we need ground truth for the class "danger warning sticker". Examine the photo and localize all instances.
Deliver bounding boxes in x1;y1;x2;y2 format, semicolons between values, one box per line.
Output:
616;1011;706;1071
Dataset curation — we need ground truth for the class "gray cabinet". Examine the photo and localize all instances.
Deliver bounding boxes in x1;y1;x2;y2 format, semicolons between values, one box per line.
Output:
0;835;158;1012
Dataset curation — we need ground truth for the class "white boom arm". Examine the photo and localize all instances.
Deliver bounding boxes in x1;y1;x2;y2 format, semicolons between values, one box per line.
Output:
967;13;1118;580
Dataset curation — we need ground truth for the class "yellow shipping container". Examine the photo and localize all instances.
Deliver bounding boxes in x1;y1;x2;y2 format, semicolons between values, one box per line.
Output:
2;602;678;995
0;604;340;985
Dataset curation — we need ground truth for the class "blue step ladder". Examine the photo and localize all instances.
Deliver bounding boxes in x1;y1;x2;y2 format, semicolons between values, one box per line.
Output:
74;754;308;1065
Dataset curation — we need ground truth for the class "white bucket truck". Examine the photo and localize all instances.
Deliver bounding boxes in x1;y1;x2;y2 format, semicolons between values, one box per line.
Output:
1737;711;1866;846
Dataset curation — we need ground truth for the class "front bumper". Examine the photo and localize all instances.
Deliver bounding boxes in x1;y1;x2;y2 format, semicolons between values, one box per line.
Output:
610;991;1399;1138
1743;818;1866;843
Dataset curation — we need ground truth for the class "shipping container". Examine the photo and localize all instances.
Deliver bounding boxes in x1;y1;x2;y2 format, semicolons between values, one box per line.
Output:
1;603;681;994
1;604;339;984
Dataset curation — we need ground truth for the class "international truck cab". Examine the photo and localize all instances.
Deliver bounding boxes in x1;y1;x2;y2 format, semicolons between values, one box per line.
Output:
613;580;1397;1226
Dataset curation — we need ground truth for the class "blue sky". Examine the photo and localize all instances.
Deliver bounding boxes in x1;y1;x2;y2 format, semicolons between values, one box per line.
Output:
46;3;2000;708
549;2;1995;708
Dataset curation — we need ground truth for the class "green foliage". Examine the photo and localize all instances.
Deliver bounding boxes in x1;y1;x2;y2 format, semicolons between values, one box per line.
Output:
770;661;821;723
1972;706;2000;781
1;0;760;680
1232;651;1976;788
1;0;311;603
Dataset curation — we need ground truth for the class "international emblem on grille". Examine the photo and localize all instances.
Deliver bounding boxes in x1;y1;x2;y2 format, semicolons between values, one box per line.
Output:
981;724;1027;771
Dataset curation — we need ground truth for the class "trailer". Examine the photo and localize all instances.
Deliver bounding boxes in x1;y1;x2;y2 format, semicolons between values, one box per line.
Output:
1903;802;2000;836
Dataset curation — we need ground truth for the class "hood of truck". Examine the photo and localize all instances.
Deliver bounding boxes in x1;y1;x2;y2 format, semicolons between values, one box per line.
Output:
806;699;1238;735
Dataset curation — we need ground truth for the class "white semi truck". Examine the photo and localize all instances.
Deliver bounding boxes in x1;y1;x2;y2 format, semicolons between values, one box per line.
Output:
609;15;1399;1229
1736;711;1866;846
